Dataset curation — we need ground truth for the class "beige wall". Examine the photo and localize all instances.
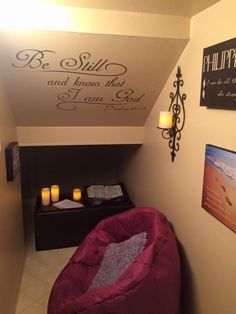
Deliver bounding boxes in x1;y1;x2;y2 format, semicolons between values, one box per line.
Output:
17;127;144;146
122;1;236;313
0;80;25;314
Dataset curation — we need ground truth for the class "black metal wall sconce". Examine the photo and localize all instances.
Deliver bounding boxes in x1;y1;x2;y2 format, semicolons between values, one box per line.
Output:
157;66;186;162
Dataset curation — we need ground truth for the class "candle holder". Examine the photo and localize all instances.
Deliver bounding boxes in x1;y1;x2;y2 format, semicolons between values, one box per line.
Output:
41;187;50;206
73;188;82;201
157;66;186;162
51;185;60;203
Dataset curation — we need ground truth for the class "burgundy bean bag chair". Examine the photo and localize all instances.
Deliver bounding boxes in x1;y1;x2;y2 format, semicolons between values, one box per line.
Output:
48;207;181;314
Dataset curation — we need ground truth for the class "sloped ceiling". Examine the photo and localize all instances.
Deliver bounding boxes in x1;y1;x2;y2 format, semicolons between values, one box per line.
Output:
0;0;220;144
0;30;187;126
49;0;221;16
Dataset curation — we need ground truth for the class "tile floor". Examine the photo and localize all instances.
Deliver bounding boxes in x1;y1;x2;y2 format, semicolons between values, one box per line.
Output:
15;236;77;314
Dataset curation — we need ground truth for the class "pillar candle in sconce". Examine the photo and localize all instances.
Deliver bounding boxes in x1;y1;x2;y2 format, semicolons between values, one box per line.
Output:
41;187;50;206
73;188;81;201
51;185;60;202
159;111;173;129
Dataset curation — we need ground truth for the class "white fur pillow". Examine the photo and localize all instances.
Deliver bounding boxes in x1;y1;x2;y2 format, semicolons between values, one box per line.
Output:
89;232;147;290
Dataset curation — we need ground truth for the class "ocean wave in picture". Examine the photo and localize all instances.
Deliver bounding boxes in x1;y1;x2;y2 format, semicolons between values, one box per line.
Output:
206;154;236;182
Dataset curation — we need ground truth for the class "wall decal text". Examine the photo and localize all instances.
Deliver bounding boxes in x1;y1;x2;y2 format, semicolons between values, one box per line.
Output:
12;49;127;76
12;49;146;112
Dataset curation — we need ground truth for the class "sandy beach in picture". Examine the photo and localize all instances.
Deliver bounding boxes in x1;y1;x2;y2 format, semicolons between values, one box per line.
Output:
202;145;236;232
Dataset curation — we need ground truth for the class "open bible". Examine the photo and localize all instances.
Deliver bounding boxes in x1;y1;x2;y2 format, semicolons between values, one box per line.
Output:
87;184;123;200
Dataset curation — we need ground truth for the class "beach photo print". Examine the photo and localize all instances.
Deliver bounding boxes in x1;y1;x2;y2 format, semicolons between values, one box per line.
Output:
202;144;236;232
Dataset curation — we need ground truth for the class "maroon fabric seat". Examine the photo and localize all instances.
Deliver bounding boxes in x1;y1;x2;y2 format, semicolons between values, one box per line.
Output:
48;207;181;314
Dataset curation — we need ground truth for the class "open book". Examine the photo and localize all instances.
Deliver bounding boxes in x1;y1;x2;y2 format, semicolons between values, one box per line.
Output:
87;185;123;200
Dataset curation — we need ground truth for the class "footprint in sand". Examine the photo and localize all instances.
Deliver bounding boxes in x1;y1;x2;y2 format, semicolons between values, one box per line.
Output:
220;185;226;192
225;196;232;206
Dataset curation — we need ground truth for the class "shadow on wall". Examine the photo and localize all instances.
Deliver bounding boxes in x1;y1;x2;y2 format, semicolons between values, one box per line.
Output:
178;241;199;314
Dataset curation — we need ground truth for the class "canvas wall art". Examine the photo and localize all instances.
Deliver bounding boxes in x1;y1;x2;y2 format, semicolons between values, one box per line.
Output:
202;144;236;232
5;141;20;182
200;37;236;109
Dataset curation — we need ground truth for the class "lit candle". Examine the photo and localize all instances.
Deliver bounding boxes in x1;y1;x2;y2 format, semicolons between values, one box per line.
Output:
51;185;60;202
41;187;50;206
73;188;81;201
159;111;173;129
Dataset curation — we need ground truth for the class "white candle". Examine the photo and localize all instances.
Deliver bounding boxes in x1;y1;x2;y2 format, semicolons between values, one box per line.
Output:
51;185;60;202
73;188;81;201
159;111;173;129
41;187;50;206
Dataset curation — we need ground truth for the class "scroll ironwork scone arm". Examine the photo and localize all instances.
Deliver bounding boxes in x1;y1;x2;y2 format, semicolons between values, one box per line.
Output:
157;66;186;162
